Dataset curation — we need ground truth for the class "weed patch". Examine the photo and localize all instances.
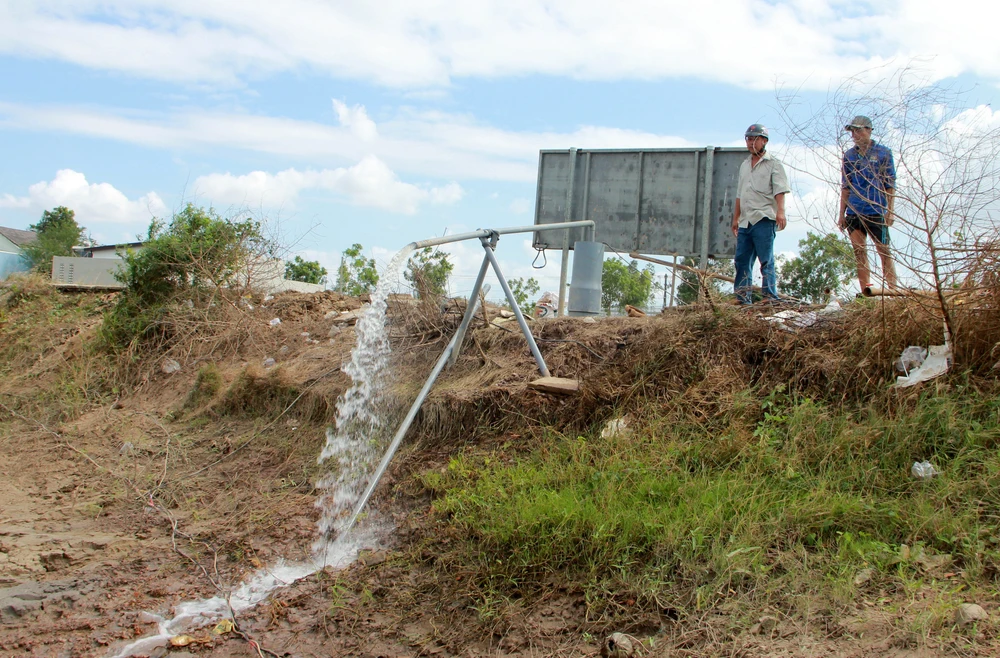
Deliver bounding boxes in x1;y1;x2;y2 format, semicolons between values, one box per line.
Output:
425;387;1000;621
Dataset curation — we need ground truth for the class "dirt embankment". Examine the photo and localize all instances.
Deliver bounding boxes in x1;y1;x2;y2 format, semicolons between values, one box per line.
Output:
1;282;998;657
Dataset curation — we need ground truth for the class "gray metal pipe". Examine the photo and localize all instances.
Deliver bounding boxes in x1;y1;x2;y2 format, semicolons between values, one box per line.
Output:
408;220;596;250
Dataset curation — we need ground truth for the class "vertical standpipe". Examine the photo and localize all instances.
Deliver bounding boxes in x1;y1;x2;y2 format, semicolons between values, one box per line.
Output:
567;241;604;317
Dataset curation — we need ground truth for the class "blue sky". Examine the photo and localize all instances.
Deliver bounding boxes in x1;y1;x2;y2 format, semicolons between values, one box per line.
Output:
2;1;999;301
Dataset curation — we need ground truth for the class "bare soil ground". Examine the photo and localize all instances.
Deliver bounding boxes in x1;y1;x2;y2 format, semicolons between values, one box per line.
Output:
0;287;995;657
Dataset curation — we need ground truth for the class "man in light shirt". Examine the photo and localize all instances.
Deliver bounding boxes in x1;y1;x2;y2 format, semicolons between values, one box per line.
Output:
731;124;791;305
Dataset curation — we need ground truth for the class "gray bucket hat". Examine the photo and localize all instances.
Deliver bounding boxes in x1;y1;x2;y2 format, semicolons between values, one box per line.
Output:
845;115;873;130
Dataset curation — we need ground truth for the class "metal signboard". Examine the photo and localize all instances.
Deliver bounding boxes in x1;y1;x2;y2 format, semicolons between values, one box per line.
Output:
532;147;745;260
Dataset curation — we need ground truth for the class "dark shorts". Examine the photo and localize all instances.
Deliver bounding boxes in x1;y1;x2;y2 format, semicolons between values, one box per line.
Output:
845;214;890;245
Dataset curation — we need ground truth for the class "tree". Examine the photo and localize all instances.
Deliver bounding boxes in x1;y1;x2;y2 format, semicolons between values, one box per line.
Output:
22;206;86;272
675;257;733;305
285;256;327;285
506;276;540;316
602;259;658;313
777;63;1000;344
404;247;453;299
101;204;272;350
335;243;379;296
779;233;855;303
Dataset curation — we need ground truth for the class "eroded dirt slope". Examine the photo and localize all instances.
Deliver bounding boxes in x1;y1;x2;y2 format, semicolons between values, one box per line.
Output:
1;286;997;657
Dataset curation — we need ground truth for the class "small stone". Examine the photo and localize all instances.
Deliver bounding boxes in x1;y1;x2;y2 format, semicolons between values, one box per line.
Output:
955;603;988;625
278;345;289;355
160;359;181;374
324;310;340;319
854;568;874;586
756;615;779;635
262;357;276;368
119;442;135;456
328;324;342;338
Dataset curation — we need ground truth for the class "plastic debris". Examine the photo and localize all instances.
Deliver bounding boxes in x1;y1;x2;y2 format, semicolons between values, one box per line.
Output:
534;291;558;319
895;346;927;375
763;309;818;331
213;619;235;635
268;317;281;327
818;298;842;314
911;461;938;480
161;358;181;374
895;344;950;387
262;357;276;368
601;632;637;658
601;417;631;439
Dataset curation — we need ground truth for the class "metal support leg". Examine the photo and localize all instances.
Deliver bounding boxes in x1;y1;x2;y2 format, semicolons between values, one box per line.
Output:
447;254;491;369
480;234;551;378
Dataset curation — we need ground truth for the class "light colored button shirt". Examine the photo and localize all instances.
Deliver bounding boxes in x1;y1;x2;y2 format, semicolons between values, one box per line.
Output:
736;151;791;228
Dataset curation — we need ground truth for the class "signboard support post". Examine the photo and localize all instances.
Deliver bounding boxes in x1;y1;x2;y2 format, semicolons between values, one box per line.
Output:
557;148;578;316
698;147;715;301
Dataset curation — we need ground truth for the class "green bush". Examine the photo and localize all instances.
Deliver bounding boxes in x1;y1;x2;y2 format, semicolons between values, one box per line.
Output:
100;204;272;351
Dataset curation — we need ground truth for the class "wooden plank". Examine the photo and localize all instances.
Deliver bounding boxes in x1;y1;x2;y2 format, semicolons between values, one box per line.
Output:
528;377;580;395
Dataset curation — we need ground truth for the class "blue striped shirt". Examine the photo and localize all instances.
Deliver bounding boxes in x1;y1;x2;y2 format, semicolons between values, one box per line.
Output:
842;141;895;216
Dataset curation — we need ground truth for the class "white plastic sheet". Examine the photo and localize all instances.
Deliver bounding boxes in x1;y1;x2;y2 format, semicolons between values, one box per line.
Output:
894;344;951;387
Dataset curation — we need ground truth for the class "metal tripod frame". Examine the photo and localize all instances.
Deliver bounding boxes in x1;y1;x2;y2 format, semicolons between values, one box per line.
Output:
339;220;593;534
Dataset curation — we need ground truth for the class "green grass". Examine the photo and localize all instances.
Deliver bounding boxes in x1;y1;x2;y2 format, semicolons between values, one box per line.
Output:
183;363;224;410
423;385;1000;613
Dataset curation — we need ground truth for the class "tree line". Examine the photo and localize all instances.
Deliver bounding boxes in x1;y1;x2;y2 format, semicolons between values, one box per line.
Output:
18;204;855;312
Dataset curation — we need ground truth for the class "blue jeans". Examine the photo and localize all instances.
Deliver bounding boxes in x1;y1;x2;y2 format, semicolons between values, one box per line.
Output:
734;219;778;305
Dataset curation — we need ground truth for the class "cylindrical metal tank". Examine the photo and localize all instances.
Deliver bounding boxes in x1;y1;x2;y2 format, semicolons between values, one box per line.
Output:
567;241;604;317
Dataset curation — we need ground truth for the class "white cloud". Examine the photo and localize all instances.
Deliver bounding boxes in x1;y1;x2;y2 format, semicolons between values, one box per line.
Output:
1;1;998;90
0;169;167;225
193;156;464;214
509;198;532;215
0;101;695;183
332;100;378;141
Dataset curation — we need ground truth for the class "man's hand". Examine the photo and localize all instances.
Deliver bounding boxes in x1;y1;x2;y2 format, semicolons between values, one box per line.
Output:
731;218;739;237
775;212;787;231
837;214;847;231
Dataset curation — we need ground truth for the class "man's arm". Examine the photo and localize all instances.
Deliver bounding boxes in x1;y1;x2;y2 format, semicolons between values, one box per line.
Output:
732;199;742;237
838;187;849;231
774;193;787;230
883;147;896;226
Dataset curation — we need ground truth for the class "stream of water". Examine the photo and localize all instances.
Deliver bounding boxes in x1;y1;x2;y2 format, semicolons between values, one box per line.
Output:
109;245;415;658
